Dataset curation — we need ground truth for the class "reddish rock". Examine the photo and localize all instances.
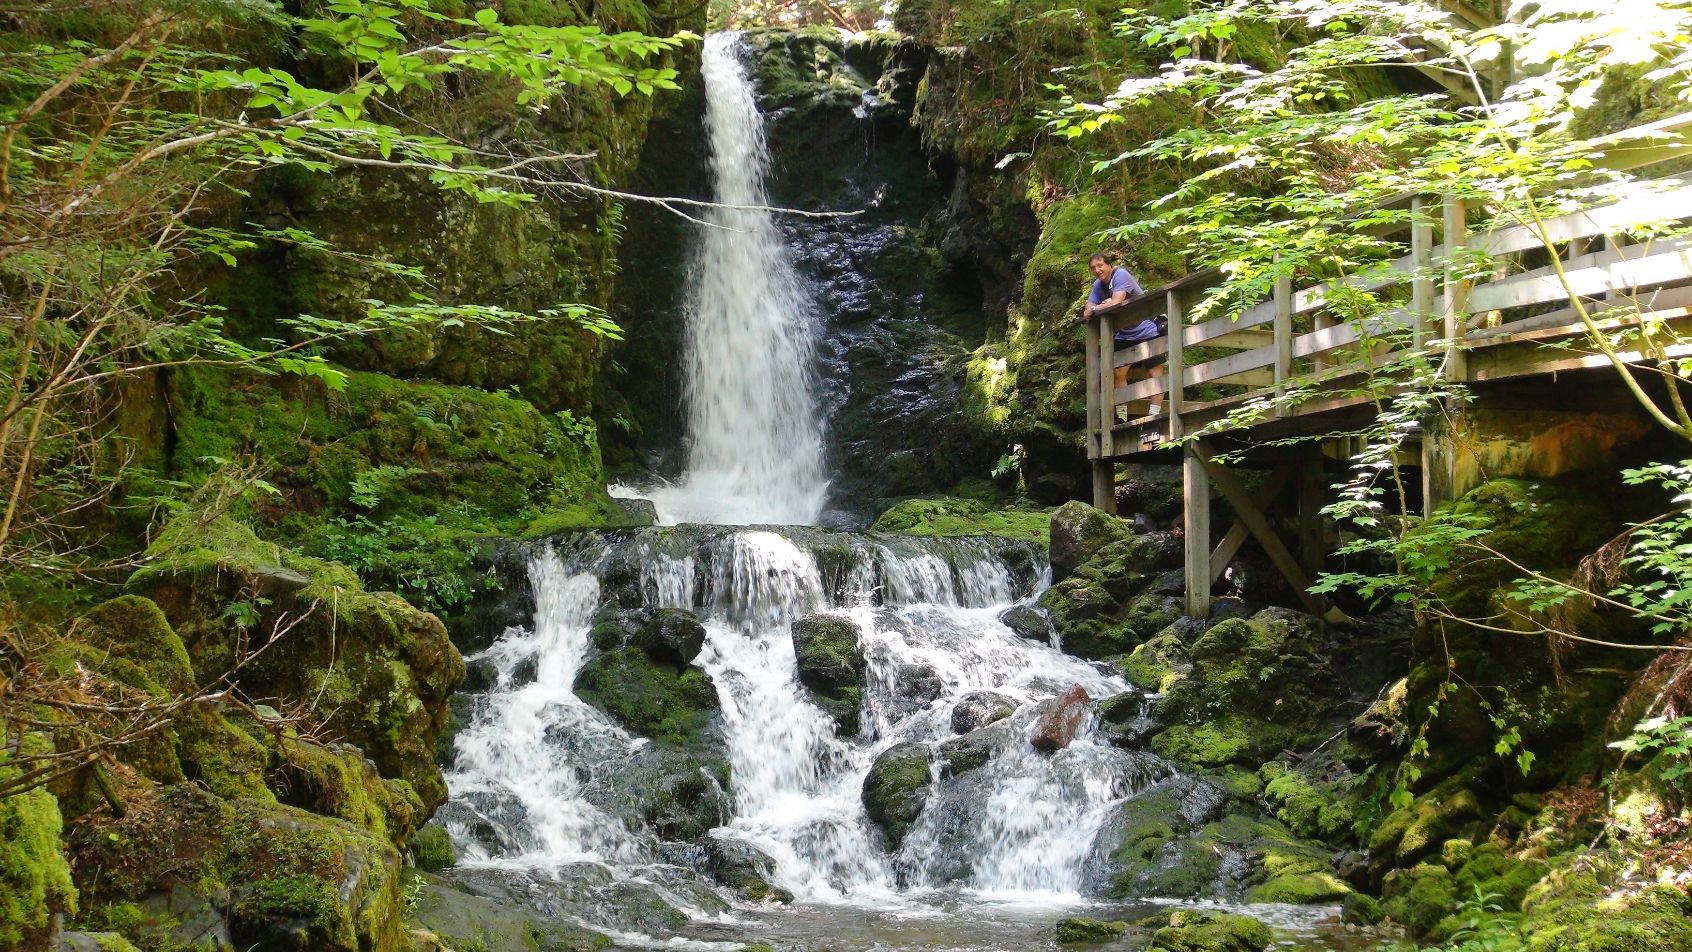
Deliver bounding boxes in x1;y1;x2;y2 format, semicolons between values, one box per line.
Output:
1031;684;1092;752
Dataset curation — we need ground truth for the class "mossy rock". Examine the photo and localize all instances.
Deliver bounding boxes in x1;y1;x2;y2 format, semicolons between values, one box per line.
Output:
870;496;1051;544
1048;501;1134;582
1142;909;1273;951
0;742;77;951
791;613;867;734
575;646;719;749
1380;862;1458;938
861;742;933;848
126;515;464;813
410;825;456;872
1259;761;1356;843
1368;777;1485;871
409;878;614;952
68;785;404;952
1055;916;1127;944
1522;882;1692;951
1149;609;1342;769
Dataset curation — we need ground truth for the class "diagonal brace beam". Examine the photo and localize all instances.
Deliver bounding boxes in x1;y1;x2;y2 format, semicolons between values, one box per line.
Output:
1196;440;1350;623
1209;465;1294;584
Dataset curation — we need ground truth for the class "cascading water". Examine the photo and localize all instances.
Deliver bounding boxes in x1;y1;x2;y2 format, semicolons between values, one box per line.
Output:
444;529;1151;904
643;33;828;527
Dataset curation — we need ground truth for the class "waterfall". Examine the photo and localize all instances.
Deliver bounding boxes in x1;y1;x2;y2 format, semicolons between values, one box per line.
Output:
444;527;1152;905
645;33;828;527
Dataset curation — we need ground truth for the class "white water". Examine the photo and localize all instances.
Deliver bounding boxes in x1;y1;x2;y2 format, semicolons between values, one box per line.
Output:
643;33;828;527
445;530;1149;907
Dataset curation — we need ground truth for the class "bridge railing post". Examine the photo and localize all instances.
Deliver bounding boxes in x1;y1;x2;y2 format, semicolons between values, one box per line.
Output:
1411;193;1435;349
1085;305;1114;510
1273;257;1292;404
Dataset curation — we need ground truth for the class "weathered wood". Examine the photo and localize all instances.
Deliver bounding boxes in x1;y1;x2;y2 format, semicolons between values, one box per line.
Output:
1298;459;1325;577
1421;414;1459;516
1411;194;1435;348
1477;183;1692;257
1098;307;1118;460
1085;308;1101;461
1166;287;1187;418
1198;443;1346;622
1468;238;1692;313
1443;195;1470;381
1274;264;1293;398
1209;465;1293;584
1183;445;1210;619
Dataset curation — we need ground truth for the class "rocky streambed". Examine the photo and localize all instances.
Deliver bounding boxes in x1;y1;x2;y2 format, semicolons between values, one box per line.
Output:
408;514;1405;951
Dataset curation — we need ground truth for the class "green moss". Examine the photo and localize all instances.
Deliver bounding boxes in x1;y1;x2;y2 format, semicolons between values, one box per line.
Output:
1144;909;1274;952
1260;763;1355;842
1381;862;1459;938
1055;916;1128;944
174;702;275;802
575;646;718;748
68;596;194;696
0;743;77;949
1369;779;1484;867
127;513;464;815
1523;883;1692;952
862;743;933;848
871;496;1051;544
410;825;457;872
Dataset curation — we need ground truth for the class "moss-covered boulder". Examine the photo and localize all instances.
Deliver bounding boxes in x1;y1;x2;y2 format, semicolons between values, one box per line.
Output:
791;613;866;733
1259;760;1356;843
950;690;1016;734
702;835;794;904
0;744;77;951
1039;513;1185;660
1048;501;1132;582
1054;916;1127;944
1520;866;1692;952
126;516;464;814
1142;909;1273;951
575;605;720;750
1149;609;1341;769
1368;776;1486;872
861;742;933;848
408;877;614;952
68;785;405;952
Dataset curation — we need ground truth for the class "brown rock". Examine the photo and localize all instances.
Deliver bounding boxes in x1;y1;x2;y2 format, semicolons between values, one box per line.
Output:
1031;684;1091;752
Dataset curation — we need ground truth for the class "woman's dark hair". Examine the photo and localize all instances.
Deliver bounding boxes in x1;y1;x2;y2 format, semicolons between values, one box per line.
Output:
1088;252;1110;264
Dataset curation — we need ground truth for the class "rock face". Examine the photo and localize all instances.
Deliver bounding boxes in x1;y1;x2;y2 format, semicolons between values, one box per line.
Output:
1030;685;1091;752
861;742;933;848
790;613;867;733
702;835;794;903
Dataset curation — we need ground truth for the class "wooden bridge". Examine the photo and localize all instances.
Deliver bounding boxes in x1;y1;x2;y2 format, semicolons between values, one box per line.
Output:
1083;113;1692;621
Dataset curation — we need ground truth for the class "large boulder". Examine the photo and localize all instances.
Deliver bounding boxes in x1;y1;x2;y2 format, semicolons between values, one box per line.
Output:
1048;502;1134;583
861;742;933;848
125;517;464;813
575;646;719;749
66;785;405;952
1148;608;1342;769
790;613;867;734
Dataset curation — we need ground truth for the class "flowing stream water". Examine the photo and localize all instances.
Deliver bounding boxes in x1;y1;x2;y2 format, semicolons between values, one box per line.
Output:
439;32;1363;951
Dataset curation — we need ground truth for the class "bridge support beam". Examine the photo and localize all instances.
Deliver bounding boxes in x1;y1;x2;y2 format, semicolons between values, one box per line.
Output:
1182;444;1210;620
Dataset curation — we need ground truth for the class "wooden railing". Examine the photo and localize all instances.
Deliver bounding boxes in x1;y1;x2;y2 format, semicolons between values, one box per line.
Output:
1084;112;1692;486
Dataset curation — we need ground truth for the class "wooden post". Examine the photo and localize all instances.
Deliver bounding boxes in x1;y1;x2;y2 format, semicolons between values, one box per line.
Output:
1411;194;1434;349
1421;413;1459;517
1442;195;1470;382
1169;287;1208;619
1273;258;1292;403
1183;445;1211;620
1298;457;1325;577
1085;310;1113;510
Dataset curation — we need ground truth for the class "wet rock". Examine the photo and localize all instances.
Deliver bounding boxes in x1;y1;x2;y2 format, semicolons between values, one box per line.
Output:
1055;916;1127;944
997;604;1052;642
1342;892;1386;926
1097;692;1157;750
791;613;866;733
1083;775;1229;898
611;495;659;527
410;879;613;952
589;606;651;651
575;644;719;748
1142;909;1272;951
882;662;945;720
1049;501;1134;583
702;835;794;903
862;742;933;848
936;719;1014;778
642;756;732;841
1030;684;1091;752
635;607;708;669
950;690;1016;734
